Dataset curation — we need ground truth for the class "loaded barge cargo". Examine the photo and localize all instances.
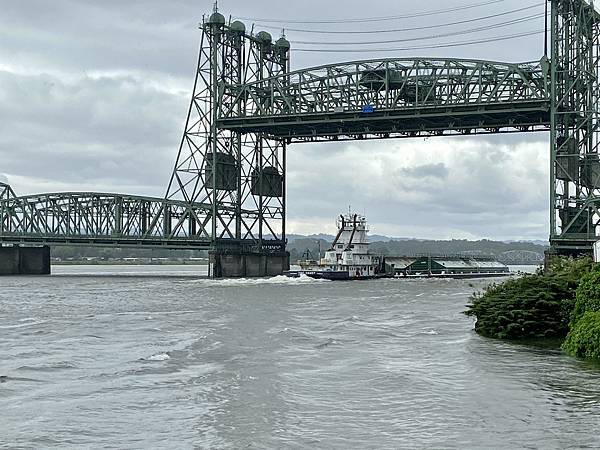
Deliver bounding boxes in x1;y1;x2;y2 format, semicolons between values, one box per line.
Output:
387;255;510;278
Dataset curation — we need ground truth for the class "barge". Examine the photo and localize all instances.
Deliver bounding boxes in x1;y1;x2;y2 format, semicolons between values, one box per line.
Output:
387;255;510;278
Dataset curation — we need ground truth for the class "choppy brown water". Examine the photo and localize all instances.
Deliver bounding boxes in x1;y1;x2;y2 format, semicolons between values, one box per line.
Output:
1;265;599;449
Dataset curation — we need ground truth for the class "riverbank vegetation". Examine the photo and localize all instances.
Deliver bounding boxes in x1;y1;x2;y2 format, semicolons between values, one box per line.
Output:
465;256;600;360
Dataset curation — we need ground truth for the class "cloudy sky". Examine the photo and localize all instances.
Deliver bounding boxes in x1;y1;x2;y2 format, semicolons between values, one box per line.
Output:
0;0;552;240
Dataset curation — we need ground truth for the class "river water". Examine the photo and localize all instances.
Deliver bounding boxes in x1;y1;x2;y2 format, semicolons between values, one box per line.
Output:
1;265;600;449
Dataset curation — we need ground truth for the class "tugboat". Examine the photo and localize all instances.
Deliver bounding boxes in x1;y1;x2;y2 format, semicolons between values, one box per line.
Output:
285;213;389;280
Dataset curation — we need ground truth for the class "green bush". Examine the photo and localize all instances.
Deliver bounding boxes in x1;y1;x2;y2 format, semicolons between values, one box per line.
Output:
465;257;595;340
562;311;600;359
570;268;600;326
546;255;594;282
465;273;577;339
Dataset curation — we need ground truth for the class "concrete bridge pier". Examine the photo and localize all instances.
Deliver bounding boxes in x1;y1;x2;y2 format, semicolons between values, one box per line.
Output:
0;245;51;275
209;250;290;278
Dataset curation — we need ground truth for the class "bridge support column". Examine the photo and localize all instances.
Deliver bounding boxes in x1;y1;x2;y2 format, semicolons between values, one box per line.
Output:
0;245;50;275
209;250;290;278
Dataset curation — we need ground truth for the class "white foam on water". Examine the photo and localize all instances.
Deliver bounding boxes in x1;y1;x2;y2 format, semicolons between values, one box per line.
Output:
189;273;330;287
144;353;170;361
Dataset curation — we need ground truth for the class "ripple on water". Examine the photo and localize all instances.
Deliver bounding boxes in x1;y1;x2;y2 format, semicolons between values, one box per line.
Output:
16;361;79;372
0;319;48;329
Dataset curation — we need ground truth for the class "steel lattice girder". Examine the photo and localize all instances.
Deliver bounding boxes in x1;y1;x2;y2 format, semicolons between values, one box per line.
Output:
0;182;16;202
0;191;269;249
217;58;551;141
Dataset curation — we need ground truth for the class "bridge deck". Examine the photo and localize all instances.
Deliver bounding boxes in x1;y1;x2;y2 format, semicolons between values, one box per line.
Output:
219;100;550;141
218;58;550;141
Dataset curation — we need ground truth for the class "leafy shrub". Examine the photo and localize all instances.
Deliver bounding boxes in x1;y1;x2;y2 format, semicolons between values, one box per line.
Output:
570;268;600;326
547;255;594;281
562;311;600;359
465;257;594;340
466;274;577;339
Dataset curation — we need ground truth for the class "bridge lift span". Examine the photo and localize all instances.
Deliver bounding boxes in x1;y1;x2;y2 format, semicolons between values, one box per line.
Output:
1;0;600;276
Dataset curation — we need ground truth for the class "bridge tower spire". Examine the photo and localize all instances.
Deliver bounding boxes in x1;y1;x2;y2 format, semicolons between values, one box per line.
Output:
166;9;290;276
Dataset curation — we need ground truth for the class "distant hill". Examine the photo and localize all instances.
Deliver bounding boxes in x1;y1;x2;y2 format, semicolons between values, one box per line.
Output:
287;235;548;264
287;233;335;243
288;233;546;246
503;239;548;246
46;235;547;265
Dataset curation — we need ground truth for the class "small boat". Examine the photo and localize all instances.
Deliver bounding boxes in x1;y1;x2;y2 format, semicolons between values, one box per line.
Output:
285;213;389;280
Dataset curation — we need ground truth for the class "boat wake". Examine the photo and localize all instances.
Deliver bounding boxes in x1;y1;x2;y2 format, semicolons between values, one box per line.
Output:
188;274;330;286
141;353;171;362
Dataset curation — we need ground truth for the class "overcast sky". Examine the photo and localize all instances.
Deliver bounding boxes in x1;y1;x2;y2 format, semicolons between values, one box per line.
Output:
0;0;552;241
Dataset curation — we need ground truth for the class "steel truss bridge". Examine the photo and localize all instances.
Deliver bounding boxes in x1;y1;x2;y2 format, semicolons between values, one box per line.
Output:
497;250;546;264
1;0;600;266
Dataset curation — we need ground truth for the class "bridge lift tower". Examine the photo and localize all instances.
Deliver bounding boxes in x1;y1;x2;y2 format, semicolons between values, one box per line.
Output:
549;0;600;255
165;9;291;277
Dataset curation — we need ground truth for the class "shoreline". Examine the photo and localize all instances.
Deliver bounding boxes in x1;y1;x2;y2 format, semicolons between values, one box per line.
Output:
52;260;208;266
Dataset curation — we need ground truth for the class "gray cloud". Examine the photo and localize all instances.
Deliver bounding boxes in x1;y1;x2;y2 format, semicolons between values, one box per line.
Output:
286;135;549;240
0;69;186;195
396;163;449;180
